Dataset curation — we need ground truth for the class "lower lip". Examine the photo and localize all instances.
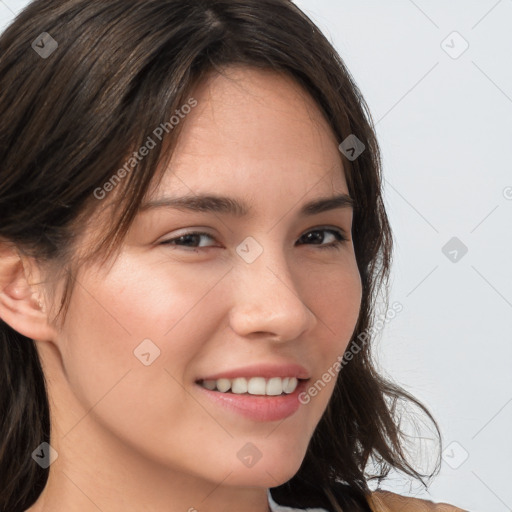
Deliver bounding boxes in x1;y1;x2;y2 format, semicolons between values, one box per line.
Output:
195;379;309;422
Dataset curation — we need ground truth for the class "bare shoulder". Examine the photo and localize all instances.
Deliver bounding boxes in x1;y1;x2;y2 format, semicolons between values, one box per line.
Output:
367;490;469;512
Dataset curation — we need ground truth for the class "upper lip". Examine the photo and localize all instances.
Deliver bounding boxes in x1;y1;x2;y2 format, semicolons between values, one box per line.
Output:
196;362;311;382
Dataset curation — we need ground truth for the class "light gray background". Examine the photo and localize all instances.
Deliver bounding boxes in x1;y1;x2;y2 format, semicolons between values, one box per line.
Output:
1;1;511;511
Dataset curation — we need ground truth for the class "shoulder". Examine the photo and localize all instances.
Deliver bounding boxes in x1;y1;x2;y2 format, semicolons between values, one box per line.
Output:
366;490;468;512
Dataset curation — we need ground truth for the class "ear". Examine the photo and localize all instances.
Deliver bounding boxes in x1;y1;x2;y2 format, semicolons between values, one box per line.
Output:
0;242;59;342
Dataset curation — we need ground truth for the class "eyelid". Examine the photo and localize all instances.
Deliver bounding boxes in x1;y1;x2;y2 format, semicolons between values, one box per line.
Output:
158;225;350;250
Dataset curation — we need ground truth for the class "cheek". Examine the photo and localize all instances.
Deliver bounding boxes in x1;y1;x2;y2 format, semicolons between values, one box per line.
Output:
57;258;228;405
308;262;362;341
297;264;362;410
55;265;223;460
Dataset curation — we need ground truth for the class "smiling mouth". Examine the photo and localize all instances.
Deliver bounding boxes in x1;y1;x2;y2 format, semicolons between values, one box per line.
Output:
195;376;308;396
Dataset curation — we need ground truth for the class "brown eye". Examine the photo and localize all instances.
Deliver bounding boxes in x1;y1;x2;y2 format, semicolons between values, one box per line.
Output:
160;231;216;249
297;228;348;251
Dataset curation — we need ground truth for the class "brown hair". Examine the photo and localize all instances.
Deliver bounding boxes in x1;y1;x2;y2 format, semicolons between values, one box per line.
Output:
0;1;441;511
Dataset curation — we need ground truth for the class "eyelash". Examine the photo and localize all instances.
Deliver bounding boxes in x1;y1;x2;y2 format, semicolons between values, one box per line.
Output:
159;227;348;252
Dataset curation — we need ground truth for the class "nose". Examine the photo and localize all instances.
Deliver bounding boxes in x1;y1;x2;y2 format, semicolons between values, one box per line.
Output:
228;245;316;342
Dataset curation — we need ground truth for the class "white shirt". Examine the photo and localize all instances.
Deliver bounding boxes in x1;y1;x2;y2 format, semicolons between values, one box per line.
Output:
267;489;330;512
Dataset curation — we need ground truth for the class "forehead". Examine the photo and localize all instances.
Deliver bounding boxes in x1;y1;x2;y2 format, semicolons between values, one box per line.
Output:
148;66;348;203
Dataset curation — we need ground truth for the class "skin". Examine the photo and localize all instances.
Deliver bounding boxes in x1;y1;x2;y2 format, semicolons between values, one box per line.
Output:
0;66;362;512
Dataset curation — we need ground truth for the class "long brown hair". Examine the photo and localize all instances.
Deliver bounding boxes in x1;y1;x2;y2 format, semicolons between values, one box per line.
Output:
0;1;441;511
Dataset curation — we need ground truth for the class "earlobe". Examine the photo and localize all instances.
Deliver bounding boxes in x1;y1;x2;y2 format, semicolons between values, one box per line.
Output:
0;243;58;342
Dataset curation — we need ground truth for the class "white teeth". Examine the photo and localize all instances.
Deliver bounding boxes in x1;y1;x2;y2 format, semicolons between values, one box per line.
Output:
202;380;216;390
232;377;248;394
216;378;231;393
265;377;283;396
283;377;298;393
199;376;299;395
247;376;266;395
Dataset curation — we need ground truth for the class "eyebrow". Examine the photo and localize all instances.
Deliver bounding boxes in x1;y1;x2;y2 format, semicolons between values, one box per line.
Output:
139;193;356;217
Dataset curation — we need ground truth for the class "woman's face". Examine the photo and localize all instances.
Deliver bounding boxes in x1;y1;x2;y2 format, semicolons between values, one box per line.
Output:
41;67;362;495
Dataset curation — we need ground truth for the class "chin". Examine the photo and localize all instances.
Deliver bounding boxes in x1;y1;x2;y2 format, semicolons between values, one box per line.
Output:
225;465;301;488
232;452;304;488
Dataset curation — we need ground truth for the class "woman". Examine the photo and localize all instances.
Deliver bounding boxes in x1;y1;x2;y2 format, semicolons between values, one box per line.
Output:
0;1;466;511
